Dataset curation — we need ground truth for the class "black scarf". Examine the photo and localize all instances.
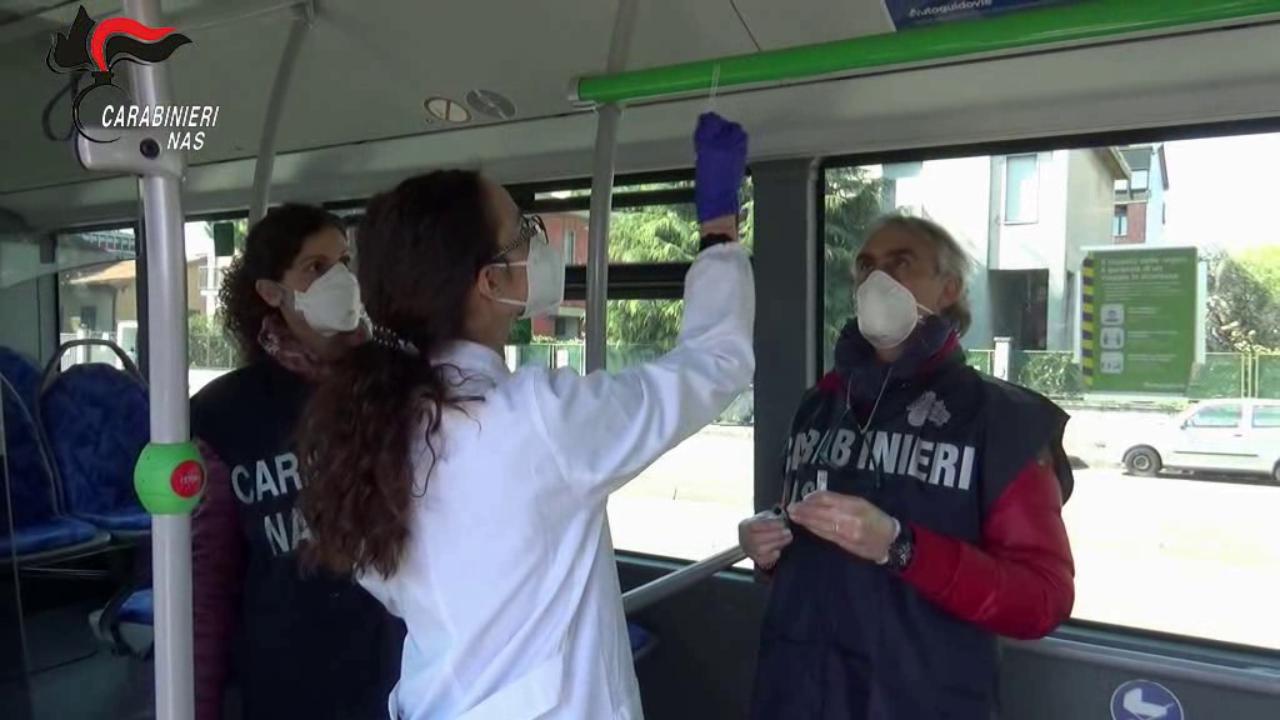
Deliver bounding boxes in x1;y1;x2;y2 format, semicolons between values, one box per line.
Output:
833;315;957;406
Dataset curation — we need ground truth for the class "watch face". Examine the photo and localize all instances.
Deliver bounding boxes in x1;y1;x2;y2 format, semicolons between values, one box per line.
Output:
890;535;913;571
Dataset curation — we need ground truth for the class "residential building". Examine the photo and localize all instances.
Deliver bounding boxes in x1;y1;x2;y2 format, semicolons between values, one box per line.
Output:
1113;144;1170;245
881;147;1127;353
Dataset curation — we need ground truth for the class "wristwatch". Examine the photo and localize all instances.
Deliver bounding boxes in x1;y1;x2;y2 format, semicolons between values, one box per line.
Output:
698;232;736;252
883;519;915;572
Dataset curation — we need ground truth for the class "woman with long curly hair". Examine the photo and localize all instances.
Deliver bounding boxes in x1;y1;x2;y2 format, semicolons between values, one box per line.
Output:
297;114;754;720
189;204;404;720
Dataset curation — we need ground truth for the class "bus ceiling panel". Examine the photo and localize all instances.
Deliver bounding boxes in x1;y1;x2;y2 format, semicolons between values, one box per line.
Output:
679;22;1280;161
0;0;121;44
729;0;896;49
6;17;1280;228
0;0;768;196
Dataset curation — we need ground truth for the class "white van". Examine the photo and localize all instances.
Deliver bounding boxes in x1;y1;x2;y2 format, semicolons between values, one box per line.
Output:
1123;400;1280;483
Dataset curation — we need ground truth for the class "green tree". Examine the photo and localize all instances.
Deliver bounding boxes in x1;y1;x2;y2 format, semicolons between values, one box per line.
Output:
608;205;700;264
1207;246;1280;352
822;168;886;366
507;318;532;345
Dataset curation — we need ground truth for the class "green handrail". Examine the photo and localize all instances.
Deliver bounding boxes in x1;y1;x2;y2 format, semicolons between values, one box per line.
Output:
573;0;1280;105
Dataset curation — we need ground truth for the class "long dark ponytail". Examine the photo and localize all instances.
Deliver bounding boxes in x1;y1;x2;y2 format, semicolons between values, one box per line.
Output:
299;170;498;578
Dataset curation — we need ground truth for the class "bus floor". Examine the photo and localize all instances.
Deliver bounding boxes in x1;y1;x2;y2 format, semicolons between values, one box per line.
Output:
2;600;154;719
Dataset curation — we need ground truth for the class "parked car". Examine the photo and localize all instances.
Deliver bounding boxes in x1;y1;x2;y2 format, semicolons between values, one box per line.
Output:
1122;399;1280;483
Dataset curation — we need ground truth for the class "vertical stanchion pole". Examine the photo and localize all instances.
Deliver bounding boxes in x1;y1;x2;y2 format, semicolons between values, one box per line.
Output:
248;3;312;225
122;2;196;719
585;105;620;373
584;0;637;373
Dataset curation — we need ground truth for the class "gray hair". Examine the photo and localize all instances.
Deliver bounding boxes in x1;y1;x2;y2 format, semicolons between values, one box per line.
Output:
865;213;973;336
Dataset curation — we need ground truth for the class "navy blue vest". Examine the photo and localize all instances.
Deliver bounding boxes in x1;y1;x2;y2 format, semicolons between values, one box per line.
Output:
191;359;404;720
751;353;1070;720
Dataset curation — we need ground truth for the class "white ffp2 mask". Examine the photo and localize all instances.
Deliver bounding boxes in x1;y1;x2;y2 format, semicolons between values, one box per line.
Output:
291;263;366;337
856;270;932;349
493;239;565;319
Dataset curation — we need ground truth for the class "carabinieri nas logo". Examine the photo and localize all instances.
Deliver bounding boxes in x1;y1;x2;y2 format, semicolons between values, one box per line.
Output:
46;5;215;148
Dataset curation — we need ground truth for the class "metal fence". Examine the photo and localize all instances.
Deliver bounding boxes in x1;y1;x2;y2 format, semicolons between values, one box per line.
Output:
188;330;239;370
975;349;1280;401
966;349;993;376
1259;354;1280;399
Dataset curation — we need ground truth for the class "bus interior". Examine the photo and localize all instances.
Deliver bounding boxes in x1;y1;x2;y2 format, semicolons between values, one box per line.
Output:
2;0;1280;718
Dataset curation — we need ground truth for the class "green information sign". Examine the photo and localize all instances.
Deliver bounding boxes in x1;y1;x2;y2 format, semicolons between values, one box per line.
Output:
1082;247;1198;394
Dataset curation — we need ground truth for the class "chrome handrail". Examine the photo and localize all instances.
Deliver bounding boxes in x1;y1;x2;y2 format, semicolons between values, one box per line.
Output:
623;545;747;615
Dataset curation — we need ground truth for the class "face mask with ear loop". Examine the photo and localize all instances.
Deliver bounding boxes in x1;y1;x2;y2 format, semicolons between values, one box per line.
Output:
856;270;935;350
289;263;368;337
490;216;565;320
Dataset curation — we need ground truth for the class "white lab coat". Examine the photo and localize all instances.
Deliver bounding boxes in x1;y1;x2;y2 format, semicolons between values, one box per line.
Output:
359;242;755;720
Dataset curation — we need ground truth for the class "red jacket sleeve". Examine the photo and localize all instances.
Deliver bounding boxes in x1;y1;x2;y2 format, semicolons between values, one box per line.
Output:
192;439;246;720
899;453;1075;639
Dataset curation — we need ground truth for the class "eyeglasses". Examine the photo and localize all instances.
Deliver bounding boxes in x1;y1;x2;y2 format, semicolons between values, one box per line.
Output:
494;214;547;259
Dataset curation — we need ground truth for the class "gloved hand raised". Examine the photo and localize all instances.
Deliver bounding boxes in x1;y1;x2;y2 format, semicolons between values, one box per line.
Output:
694;112;748;223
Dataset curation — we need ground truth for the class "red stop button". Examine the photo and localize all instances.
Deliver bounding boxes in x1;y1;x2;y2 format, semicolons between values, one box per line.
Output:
171;460;205;499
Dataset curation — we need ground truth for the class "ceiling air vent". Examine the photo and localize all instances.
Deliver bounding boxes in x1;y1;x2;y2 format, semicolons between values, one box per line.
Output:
424;97;470;124
465;89;517;121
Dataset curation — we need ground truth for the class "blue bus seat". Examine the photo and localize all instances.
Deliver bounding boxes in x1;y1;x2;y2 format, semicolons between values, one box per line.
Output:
118;588;152;626
40;361;151;537
92;586;154;658
628;621;657;662
1;347;109;561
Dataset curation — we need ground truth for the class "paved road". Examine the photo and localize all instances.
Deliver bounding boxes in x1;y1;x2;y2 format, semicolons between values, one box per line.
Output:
607;427;1280;650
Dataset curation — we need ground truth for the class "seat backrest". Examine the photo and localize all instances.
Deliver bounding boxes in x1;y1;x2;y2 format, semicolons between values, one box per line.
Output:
40;363;149;519
0;347;60;528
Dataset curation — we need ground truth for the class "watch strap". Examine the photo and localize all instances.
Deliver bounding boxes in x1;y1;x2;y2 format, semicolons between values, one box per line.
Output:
698;233;735;253
886;520;915;572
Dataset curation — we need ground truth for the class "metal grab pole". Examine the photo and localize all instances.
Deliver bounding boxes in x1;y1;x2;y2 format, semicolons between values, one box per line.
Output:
123;1;194;718
622;545;747;615
584;0;637;373
249;3;312;225
585;106;620;373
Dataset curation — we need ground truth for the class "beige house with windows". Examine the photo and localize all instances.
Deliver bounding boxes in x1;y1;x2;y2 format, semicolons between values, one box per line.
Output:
60;258;202;336
880;147;1127;353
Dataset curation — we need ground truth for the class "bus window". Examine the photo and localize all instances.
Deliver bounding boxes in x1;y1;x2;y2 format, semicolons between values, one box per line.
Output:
824;132;1280;651
508;190;755;561
603;300;754;562
56;228;139;369
185;219;247;395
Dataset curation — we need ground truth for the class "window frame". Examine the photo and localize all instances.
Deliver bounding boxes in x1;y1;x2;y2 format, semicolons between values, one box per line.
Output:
1251;404;1280;429
1130;168;1151;192
1002;153;1041;225
564;228;576;264
38;117;1280;660
818;116;1280;659
51;221;144;371
1113;206;1129;237
1187;403;1243;429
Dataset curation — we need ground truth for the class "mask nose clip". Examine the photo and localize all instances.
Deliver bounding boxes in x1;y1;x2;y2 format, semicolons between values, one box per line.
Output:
856;270;926;349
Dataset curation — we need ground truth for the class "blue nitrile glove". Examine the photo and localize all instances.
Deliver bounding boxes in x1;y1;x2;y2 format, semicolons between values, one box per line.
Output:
694;112;748;223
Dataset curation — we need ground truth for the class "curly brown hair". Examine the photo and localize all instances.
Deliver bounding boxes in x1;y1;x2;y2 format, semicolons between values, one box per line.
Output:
298;170;499;578
218;204;346;362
